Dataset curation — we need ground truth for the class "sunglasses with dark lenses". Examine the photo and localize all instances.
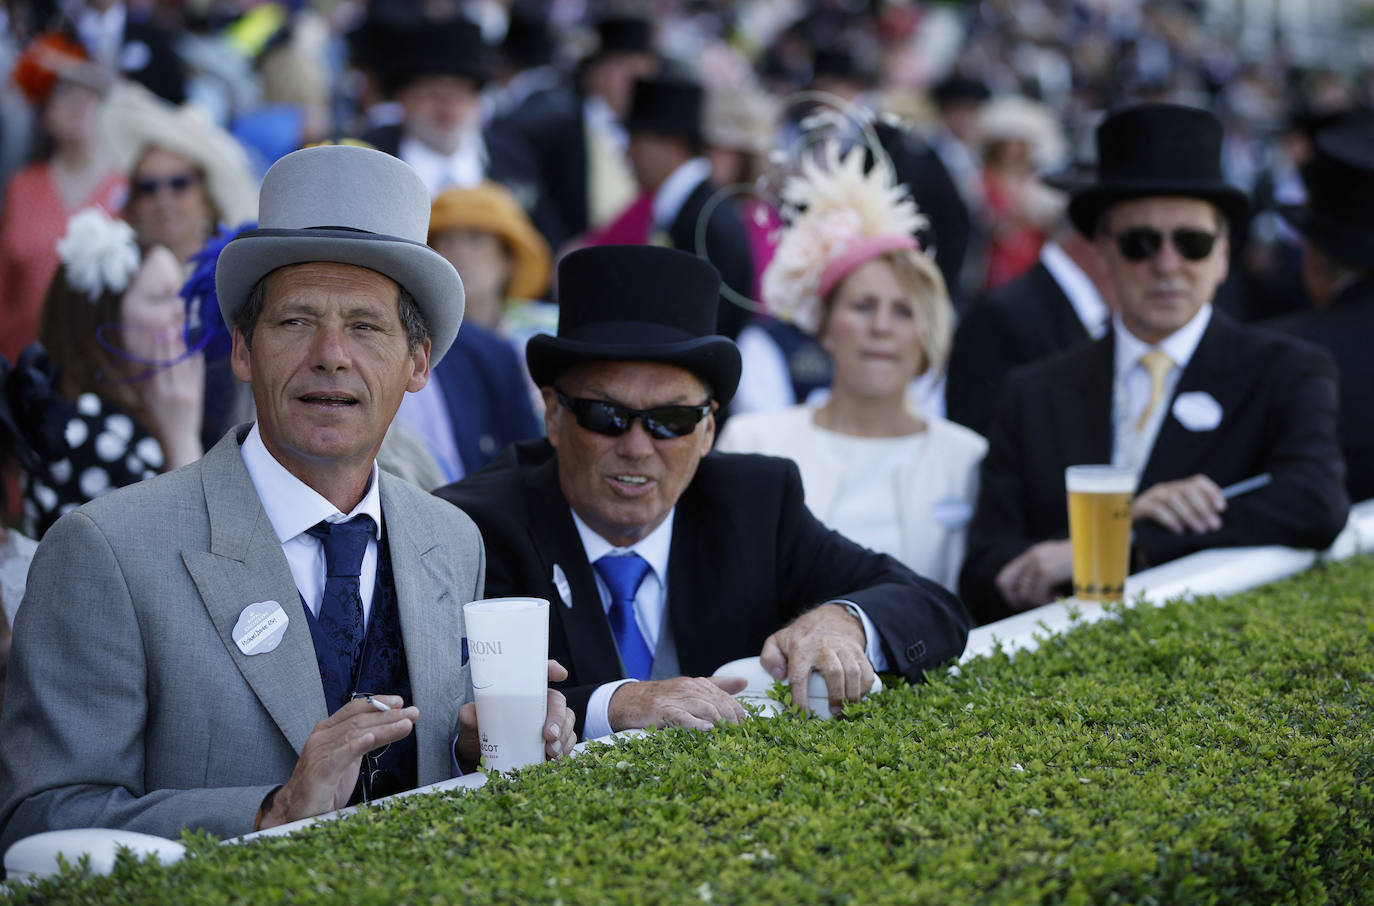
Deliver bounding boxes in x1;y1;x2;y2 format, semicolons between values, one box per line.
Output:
132;173;198;197
1113;227;1219;262
554;387;711;439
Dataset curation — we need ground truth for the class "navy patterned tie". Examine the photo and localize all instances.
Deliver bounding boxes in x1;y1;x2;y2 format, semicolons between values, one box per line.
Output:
594;553;653;680
306;516;374;708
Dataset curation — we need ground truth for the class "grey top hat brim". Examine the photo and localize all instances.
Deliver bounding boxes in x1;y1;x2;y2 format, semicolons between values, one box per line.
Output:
526;333;742;407
216;228;464;364
1068;181;1250;237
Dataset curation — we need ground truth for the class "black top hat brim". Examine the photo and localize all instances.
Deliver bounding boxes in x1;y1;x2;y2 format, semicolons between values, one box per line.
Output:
1068;181;1251;237
1277;202;1374;270
526;332;742;407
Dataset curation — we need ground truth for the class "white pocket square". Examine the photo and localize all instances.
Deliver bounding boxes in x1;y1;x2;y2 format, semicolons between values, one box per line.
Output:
1172;391;1223;432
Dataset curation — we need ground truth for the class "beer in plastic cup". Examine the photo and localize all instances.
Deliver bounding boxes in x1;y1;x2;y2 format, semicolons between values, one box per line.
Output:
1065;465;1136;602
462;597;549;772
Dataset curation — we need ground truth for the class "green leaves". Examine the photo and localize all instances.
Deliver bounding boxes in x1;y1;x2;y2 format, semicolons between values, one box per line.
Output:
8;555;1374;904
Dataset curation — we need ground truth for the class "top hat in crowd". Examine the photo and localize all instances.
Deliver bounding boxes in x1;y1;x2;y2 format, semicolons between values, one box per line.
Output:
587;13;654;62
625;76;703;145
216;145;465;363
526;245;741;404
1280;123;1374;269
931;74;990;109
1067;103;1250;236
364;17;494;96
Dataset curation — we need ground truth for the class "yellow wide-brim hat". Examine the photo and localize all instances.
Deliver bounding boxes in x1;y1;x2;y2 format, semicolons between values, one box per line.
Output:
429;182;552;302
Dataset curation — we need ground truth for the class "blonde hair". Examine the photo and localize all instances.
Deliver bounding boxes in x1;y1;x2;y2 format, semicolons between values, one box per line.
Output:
820;247;953;378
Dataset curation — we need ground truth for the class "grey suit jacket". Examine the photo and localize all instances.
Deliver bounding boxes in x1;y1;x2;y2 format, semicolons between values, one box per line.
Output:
0;425;484;850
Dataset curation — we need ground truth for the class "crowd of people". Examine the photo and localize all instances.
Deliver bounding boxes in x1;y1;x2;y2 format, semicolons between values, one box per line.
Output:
0;0;1368;861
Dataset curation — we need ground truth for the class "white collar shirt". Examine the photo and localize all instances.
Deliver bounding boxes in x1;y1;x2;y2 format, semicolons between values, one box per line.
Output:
583;95;627;152
1040;241;1109;340
1111;303;1213;474
651;157;711;233
399;131;486;198
239;423;385;623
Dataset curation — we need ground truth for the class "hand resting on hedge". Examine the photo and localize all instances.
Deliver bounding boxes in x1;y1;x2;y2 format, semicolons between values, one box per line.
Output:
760;602;876;714
607;675;749;732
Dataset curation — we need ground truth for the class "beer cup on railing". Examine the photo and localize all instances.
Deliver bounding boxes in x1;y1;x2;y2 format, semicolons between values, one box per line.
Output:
462;597;550;772
1065;465;1136;602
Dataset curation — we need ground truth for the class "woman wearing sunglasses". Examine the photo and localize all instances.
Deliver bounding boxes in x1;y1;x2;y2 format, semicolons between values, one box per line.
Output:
10;208;204;538
716;145;986;592
103;82;258;270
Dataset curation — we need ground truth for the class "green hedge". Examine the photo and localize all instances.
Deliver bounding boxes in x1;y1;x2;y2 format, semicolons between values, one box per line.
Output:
9;556;1374;904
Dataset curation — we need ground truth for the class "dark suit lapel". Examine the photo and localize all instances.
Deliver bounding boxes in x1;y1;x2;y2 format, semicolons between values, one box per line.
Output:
182;433;328;756
1038;264;1092;348
664;469;745;677
1060;335;1115;465
524;458;622;682
1141;313;1239;487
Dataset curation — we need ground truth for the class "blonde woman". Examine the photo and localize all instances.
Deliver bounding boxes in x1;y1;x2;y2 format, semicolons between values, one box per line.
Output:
717;146;985;591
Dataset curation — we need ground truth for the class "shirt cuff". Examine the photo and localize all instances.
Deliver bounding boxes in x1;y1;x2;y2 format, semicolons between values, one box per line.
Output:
830;600;889;672
584;678;639;741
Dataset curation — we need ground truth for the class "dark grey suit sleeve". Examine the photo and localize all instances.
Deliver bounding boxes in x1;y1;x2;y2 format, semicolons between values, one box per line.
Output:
0;513;273;852
773;461;971;679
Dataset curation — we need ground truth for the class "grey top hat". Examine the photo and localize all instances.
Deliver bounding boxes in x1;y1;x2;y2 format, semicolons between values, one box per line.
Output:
216;145;465;363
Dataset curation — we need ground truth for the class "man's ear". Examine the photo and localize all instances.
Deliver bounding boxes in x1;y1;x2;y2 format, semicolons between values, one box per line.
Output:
230;329;252;383
406;338;432;393
540;386;560;449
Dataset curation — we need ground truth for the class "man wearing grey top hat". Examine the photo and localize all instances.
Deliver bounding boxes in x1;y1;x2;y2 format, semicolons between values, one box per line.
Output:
0;145;576;851
960;104;1349;625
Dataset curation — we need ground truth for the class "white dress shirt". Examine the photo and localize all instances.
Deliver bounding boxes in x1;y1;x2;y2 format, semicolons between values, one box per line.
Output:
239;423;384;624
1111;304;1212;476
651;157;712;234
400;133;486;198
571;504;887;740
1040;241;1110;340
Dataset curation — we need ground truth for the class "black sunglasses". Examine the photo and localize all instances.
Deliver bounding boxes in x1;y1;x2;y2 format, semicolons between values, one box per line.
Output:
1113;226;1219;262
554;387;711;439
132;173;198;197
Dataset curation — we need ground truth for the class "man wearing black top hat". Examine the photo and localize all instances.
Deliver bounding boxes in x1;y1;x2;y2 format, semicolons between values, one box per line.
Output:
619;75;753;340
436;245;969;739
959;103;1349;625
356;17;545;219
498;12;660;249
1269;123;1374;504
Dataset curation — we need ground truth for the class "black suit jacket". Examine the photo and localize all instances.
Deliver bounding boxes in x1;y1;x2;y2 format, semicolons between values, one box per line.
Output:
498;87;588;249
1269;277;1374;504
946;260;1093;436
436;441;970;735
959;311;1350;625
668;178;754;340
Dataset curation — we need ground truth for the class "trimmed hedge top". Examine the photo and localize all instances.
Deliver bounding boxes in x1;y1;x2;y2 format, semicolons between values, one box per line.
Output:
8;556;1374;904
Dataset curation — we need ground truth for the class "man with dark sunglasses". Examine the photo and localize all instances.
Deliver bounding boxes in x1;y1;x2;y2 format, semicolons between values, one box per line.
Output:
959;103;1349;625
437;245;969;739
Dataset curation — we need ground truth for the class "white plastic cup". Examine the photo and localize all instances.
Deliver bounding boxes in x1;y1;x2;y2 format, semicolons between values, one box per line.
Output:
462;597;550;772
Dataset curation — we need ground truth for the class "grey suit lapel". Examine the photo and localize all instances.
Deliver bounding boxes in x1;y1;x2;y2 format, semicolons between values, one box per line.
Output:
182;430;328;755
381;473;469;785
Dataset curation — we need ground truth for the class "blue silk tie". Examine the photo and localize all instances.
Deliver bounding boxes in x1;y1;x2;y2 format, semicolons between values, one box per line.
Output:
593;553;653;680
306;515;374;709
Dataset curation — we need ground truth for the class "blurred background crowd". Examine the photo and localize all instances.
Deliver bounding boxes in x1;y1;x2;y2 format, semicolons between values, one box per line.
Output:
2;0;1372;698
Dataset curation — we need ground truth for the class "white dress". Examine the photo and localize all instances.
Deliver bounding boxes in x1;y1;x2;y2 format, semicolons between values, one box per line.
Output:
716;405;987;591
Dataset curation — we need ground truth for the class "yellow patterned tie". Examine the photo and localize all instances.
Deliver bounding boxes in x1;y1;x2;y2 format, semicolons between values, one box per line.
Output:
1138;349;1175;430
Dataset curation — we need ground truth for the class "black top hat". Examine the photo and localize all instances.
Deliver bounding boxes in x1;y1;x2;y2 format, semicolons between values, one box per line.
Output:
526;245;742;404
1067;103;1250;236
593;15;653;58
625;76;703;145
1279;123;1374;269
932;74;990;108
369;18;494;95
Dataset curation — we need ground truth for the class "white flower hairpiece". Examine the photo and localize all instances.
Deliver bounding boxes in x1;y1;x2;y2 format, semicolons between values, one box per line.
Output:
55;207;141;302
761;143;928;334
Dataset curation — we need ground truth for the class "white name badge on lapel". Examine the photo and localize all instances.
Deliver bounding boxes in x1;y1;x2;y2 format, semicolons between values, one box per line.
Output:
929;497;974;529
552;564;573;609
232;601;289;656
1172;391;1223;432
